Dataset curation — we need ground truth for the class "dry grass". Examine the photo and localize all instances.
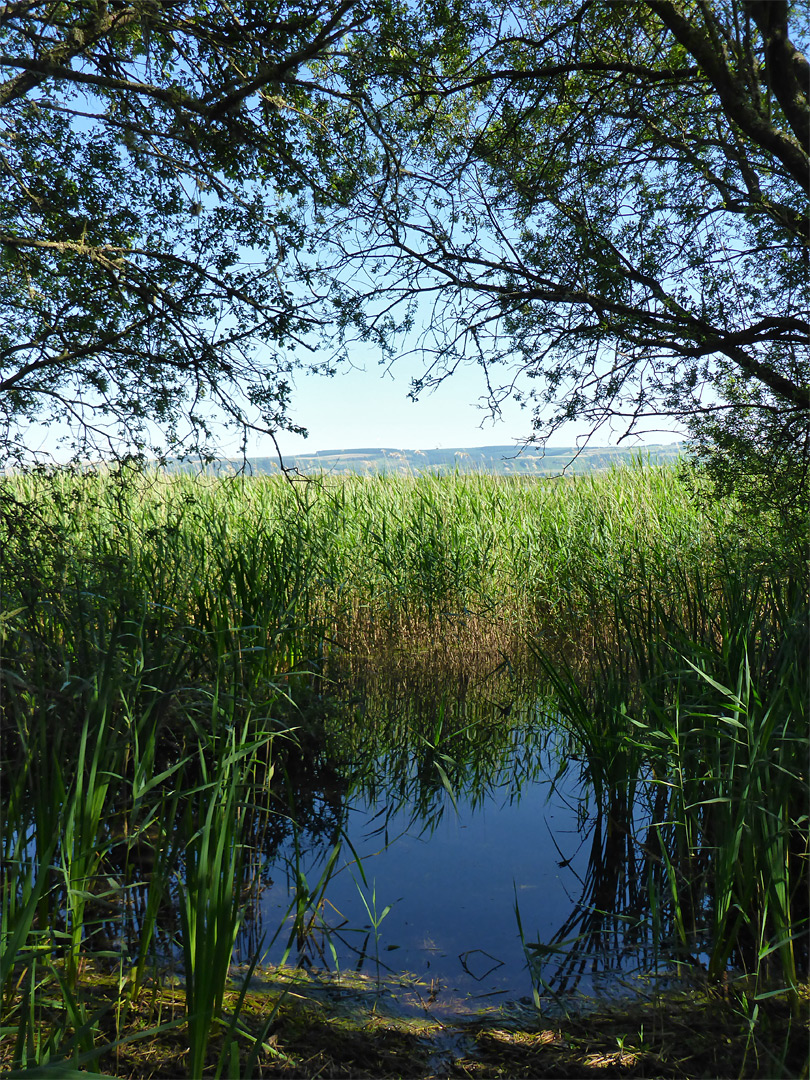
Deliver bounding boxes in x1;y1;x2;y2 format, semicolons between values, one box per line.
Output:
2;968;806;1079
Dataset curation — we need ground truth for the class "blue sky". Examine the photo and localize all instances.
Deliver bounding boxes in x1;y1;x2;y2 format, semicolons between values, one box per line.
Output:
260;355;685;457
18;329;684;463
20;347;684;464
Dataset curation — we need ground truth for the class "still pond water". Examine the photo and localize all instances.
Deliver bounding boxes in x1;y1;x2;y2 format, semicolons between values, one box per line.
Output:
231;679;685;1014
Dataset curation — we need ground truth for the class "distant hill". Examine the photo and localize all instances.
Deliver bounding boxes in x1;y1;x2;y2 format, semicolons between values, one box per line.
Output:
189;443;684;477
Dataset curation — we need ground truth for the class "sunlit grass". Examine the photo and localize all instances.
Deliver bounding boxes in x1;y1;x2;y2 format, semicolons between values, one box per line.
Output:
0;462;806;1075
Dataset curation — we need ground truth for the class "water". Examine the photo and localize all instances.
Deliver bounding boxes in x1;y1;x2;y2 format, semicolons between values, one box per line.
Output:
239;682;680;1013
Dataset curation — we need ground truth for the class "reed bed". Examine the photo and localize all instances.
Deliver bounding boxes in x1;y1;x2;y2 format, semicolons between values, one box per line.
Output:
0;463;806;1076
2;462;722;666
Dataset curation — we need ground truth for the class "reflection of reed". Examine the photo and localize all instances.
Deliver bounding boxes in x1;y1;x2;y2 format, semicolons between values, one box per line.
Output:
530;751;810;1002
528;793;638;996
526;781;700;998
321;673;554;835
238;676;556;973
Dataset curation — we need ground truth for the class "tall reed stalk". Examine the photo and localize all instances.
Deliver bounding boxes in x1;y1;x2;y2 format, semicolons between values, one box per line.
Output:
177;710;272;1078
1;462;805;1073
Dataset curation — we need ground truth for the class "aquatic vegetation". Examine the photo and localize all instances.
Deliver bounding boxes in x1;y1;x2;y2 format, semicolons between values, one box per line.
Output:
532;546;808;1002
0;463;806;1075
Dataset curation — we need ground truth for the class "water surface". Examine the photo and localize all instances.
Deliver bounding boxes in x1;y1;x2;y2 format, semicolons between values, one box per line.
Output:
241;682;680;1013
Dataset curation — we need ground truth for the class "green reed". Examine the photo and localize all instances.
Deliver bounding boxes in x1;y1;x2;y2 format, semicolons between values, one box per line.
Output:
1;462;719;671
0;469;313;1074
535;545;808;998
177;714;272;1078
1;461;805;1073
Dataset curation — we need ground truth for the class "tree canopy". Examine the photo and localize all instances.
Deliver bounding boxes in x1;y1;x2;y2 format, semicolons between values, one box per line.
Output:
0;0;370;462
317;0;808;428
1;0;808;489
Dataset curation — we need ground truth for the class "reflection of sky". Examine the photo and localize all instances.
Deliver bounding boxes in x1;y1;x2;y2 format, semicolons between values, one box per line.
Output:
250;761;621;1011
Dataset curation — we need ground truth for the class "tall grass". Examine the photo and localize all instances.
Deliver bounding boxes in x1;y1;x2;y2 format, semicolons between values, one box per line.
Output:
3;463;719;668
1;462;805;1072
532;541;808;1002
0;469;311;1074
